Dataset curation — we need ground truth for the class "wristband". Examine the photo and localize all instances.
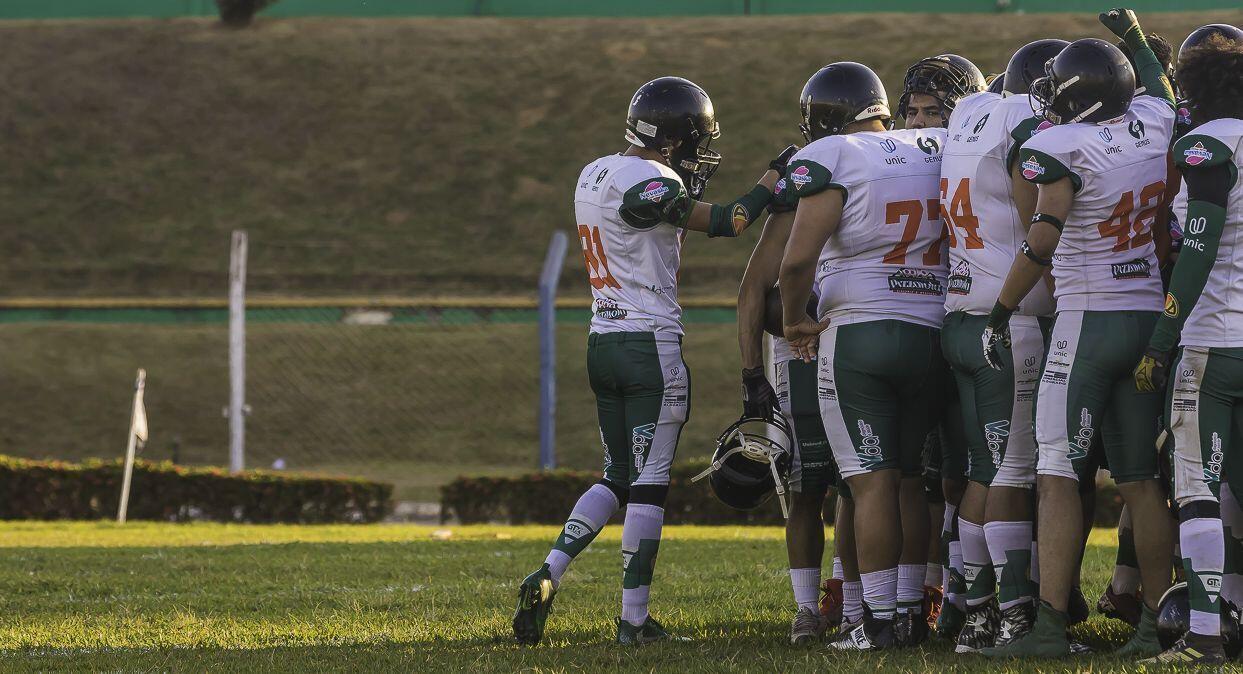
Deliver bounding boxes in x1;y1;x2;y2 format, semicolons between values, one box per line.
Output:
1021;240;1052;266
1032;212;1064;232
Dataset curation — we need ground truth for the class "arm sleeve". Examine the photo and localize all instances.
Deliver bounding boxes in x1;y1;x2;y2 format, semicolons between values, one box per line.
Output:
705;184;774;238
1148;135;1237;352
1123;29;1176;107
619;177;692;229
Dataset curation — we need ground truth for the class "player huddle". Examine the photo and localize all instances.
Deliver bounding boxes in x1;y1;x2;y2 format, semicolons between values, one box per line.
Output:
513;7;1243;664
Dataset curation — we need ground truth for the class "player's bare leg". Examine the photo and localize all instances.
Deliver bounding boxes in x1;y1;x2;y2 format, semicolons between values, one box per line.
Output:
1114;479;1175;656
831;469;900;650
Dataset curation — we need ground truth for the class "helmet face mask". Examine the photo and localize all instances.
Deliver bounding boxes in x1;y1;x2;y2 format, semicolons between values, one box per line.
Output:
897;54;986;125
692;415;793;517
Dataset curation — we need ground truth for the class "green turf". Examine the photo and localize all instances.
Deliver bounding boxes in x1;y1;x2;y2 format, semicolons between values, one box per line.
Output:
2;12;1239;298
0;522;1154;671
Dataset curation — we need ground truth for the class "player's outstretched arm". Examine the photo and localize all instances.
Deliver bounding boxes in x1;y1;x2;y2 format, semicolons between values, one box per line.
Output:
983;177;1072;369
777;189;838;362
1134;140;1233;391
682;145;797;237
738;212;794;370
1100;8;1176;106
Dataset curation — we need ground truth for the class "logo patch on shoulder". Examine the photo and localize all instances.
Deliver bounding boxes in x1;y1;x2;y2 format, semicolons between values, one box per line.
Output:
1033;120;1054;135
1164;292;1179;318
1020;156;1045;180
790;165;812;189
1128;120;1145;139
1184;141;1213;166
917;136;940;155
639;180;670;202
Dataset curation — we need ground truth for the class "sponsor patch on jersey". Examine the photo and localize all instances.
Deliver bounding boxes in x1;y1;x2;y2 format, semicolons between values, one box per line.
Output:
731;204;749;229
1110;258;1152;280
1020;156;1045;180
917;136;940;155
1034;120;1054;135
1128;119;1145;139
1098;128;1113;142
1177;106;1192;127
639;180;670;202
790;165;812;189
887;268;944;295
594;298;629;320
880;138;898;153
1184;141;1213;166
947;261;972;295
774;177;787;196
973;114;990;134
1163;292;1179;318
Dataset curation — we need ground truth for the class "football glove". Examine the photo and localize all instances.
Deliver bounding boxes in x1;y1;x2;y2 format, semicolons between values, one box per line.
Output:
982;301;1015;371
742;366;778;420
1133;346;1172;393
1098;8;1141;40
769;145;800;177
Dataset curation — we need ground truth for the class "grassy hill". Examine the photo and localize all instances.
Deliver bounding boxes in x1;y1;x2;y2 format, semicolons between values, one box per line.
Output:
3;11;1239;298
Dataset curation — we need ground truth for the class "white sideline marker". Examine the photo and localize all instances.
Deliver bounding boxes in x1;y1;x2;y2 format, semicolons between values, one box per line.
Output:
116;368;149;524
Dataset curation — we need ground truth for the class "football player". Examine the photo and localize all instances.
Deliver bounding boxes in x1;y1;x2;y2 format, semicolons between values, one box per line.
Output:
1131;32;1243;665
937;38;1066;652
513;76;790;646
778;61;949;651
895;53;986;644
979;9;1178;658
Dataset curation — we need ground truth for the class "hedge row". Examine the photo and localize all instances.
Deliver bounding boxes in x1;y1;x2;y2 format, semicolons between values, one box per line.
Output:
441;461;1126;526
0;455;391;523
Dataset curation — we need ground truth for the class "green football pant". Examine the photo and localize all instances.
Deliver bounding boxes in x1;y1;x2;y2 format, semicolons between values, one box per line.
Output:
1034;310;1162;484
587;332;689;488
816;320;942;479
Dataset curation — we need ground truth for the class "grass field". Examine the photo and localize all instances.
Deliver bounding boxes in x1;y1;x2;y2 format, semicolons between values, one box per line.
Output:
0;521;1147;672
0;320;744;500
3;11;1240;298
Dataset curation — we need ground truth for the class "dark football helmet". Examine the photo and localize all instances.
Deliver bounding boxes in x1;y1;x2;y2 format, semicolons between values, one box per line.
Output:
799;62;892;143
987;74;1005;95
1004;39;1069;97
1029;38;1134;125
626;76;721;198
897;54;986;121
1155;582;1243;658
692;415;793;517
1179;24;1243;61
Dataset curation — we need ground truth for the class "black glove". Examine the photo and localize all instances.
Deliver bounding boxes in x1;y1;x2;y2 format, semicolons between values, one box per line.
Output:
742;366;778;420
982;301;1015;371
770;144;800;176
1133;346;1173;392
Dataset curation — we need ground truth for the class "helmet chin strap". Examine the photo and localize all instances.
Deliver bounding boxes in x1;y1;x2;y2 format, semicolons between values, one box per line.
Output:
691;425;790;519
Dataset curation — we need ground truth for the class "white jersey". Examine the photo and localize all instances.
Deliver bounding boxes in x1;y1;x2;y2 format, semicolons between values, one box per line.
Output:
1016;96;1175;312
573;154;686;335
941;92;1055;317
1174;118;1243;348
786;127;949;329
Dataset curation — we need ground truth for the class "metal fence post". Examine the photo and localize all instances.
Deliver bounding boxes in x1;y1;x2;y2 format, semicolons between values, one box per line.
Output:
228;230;248;473
538;230;569;470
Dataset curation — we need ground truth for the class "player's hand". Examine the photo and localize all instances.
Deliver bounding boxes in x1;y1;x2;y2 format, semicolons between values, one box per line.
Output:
982;324;1012;371
769;145;800;176
1133;347;1172;392
1099;8;1140;39
742;367;778;420
784;316;830;363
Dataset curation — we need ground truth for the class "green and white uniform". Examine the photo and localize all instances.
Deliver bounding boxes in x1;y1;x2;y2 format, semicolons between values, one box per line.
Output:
773;320;838;494
1161;119;1243;504
940;91;1053;489
786;127;949;479
574;154;691;488
1018;96;1174;483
